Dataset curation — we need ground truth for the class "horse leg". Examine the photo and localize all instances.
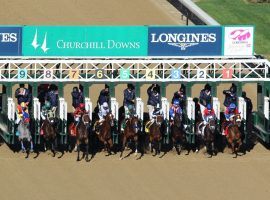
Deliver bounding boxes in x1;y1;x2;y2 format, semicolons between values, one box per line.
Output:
134;136;138;157
107;139;113;156
77;142;81;161
85;140;89;162
51;139;56;157
120;136;126;160
20;140;25;153
158;140;162;155
30;140;34;153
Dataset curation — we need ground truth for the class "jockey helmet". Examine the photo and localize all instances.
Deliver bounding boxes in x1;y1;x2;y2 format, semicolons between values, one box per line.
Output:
204;83;211;91
79;103;85;109
229;103;236;111
207;104;212;110
173;99;180;106
45;101;51;109
127;84;133;90
128;104;134;110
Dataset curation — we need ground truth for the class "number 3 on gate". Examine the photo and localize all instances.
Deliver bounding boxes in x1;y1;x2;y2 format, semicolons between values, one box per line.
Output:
171;69;181;79
18;69;27;79
146;69;155;80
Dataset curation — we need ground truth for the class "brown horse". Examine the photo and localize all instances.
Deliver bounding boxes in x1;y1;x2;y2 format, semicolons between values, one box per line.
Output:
120;116;140;160
196;116;216;157
148;115;163;156
96;113;114;156
41;117;57;157
71;113;91;162
222;114;242;158
170;113;185;155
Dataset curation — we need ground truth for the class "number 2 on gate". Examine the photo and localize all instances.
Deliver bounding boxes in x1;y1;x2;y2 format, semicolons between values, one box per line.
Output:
197;69;206;79
146;69;155;80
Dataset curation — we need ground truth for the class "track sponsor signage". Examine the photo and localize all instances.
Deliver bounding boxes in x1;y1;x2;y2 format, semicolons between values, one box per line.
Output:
0;27;22;56
148;26;223;56
223;26;254;56
22;26;148;56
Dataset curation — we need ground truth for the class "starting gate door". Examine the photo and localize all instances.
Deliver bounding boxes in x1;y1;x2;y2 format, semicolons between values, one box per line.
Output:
136;97;144;131
33;98;41;144
186;97;195;143
161;97;170;144
59;98;68;144
238;97;247;142
3;98;16;144
213;97;220;133
84;98;93;120
110;97;119;144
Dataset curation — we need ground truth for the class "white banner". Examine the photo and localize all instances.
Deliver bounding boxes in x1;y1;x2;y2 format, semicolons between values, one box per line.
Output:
224;26;254;56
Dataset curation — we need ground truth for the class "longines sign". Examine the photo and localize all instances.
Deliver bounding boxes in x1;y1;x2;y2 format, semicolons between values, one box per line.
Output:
22;26;148;56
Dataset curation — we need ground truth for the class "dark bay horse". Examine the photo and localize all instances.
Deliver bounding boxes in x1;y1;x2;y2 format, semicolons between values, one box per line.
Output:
223;114;243;158
196;116;216;157
96;113;114;156
170;113;185;155
148;115;163;156
41;115;57;157
120;116;140;160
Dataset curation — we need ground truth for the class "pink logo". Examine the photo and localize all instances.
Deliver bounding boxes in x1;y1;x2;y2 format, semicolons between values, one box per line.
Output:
229;29;251;41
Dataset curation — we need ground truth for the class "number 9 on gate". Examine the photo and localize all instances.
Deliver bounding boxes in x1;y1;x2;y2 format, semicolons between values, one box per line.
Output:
18;69;27;79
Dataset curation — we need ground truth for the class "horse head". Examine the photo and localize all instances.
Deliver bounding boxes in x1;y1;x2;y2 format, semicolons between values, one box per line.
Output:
232;114;242;127
207;116;216;132
105;113;114;127
82;113;91;126
154;115;163;126
174;113;182;128
130;116;140;134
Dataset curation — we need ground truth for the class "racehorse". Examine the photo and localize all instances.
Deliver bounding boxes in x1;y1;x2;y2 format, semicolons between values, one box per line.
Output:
170;113;185;155
148;115;163;156
95;113;114;156
196;116;217;157
120;116;141;160
73;113;91;162
222;114;242;158
41;113;57;157
17;120;33;158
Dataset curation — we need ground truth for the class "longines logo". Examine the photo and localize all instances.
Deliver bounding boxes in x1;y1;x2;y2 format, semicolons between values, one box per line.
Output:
0;33;18;43
150;33;217;50
31;29;49;53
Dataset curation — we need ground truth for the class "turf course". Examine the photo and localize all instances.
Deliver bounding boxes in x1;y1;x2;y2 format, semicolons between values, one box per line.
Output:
196;0;270;58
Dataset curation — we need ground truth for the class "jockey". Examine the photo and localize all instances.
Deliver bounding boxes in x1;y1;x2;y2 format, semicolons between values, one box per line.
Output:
223;83;237;110
147;84;161;120
203;104;216;124
224;103;239;121
15;84;32;107
73;103;86;125
169;99;183;121
41;101;52;120
16;102;30;125
172;85;186;110
199;84;212;115
98;102;110;122
71;86;84;109
123;84;135;119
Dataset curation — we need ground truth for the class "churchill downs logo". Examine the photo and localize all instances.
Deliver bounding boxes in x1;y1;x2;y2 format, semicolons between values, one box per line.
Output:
150;33;217;50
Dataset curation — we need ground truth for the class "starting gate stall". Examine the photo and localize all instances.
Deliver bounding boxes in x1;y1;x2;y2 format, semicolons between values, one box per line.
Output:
33;98;41;144
59;98;68;144
110;97;119;144
213;97;221;133
161;97;170;144
136;97;144;131
186;97;196;144
0;98;16;144
84;97;93;120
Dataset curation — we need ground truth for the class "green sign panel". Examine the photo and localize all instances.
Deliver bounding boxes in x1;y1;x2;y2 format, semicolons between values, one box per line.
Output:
22;26;148;56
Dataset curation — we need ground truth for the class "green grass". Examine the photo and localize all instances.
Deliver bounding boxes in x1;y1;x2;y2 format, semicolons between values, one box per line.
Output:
196;0;270;58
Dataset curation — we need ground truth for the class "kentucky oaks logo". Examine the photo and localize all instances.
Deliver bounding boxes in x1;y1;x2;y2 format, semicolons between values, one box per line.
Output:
229;29;251;41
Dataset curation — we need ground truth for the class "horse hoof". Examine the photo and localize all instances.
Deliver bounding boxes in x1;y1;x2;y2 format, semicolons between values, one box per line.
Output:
21;149;26;153
195;149;199;153
119;157;123;160
30;149;34;153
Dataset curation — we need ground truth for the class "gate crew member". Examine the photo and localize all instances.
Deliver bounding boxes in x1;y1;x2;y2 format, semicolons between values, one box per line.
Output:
199;84;212;117
223;83;238;111
71;85;84;110
172;85;186;111
123;84;136;119
15;84;32;107
98;84;111;110
147;84;161;120
45;84;58;115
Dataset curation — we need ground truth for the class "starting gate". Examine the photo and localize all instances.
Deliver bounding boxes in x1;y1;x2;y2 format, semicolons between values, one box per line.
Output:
59;98;68;144
33;98;41;144
186;97;196;143
110;97;119;144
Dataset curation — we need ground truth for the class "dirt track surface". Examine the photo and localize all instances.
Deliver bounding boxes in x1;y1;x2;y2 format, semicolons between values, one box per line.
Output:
0;143;270;200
